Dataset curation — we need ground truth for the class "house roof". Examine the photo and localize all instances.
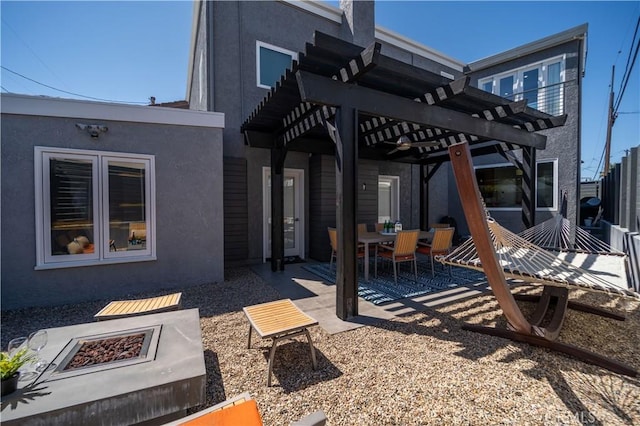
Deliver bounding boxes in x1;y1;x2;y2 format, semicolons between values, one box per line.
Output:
465;23;588;76
1;93;224;129
241;31;566;165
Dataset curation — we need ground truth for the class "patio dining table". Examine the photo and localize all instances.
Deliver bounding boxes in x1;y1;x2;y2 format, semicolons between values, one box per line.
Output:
358;230;433;281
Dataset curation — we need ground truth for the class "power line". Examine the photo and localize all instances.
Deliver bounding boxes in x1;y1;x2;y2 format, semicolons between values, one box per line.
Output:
1;17;70;91
614;16;640;112
614;38;639;113
0;66;148;105
592;144;605;181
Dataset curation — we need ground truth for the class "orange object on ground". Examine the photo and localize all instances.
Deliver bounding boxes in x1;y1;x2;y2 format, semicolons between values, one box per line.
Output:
179;399;263;426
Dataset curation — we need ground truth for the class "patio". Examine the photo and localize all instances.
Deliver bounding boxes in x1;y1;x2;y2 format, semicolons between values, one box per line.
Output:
2;265;638;425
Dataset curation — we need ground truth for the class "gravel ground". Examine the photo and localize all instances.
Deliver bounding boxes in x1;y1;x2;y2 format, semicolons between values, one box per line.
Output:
2;267;639;425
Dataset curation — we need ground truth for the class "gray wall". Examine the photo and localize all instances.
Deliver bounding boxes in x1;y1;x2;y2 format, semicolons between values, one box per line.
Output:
458;39;584;234
602;223;640;293
377;42;463;80
1;114;224;309
617;147;639;232
201;1;342;263
193;1;582;263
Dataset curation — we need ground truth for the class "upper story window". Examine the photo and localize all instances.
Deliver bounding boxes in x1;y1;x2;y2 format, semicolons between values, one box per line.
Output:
35;147;156;269
256;41;297;89
478;56;565;115
475;160;558;211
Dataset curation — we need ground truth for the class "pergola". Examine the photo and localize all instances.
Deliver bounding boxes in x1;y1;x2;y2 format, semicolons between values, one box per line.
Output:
241;32;567;320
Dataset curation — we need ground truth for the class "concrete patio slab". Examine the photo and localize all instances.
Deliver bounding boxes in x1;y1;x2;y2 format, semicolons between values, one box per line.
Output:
251;263;397;334
262;254;633;326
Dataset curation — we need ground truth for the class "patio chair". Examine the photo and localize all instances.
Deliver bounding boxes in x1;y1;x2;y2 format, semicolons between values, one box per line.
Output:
94;292;182;321
358;223;368;234
430;223;450;229
328;227;365;273
162;392;327;426
374;229;420;285
417;227;455;277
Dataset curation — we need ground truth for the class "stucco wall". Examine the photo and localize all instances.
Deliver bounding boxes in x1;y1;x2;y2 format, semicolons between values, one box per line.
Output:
206;1;342;263
455;39;583;234
1;112;224;310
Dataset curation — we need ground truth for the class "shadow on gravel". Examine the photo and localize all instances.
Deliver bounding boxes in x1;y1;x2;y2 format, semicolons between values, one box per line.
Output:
260;341;342;393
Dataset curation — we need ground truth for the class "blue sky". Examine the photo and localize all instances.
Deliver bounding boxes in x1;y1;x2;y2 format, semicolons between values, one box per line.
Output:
1;1;638;180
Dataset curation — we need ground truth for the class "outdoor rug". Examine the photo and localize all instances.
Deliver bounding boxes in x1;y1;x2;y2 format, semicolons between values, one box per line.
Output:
302;261;487;305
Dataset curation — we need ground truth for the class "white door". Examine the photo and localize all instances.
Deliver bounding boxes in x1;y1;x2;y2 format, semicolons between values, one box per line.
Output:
263;168;304;261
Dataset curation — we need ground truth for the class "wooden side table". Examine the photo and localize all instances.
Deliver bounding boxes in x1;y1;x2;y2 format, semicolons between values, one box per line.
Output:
242;299;318;386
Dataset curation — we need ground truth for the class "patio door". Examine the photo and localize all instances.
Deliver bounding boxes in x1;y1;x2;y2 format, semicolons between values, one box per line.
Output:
263;168;305;261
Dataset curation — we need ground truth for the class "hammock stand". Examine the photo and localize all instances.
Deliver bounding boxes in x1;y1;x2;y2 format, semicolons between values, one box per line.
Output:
444;142;638;377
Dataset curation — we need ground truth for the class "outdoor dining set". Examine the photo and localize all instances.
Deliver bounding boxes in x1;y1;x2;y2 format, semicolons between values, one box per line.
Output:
328;223;456;284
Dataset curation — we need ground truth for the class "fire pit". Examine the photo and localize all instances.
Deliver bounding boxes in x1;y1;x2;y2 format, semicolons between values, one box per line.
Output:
47;325;161;380
64;333;145;369
1;309;205;426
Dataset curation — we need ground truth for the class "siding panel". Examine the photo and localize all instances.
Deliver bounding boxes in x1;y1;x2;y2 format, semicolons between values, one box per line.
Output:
224;157;248;263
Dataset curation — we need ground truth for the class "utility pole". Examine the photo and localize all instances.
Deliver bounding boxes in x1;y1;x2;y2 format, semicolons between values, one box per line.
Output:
603;66;616;176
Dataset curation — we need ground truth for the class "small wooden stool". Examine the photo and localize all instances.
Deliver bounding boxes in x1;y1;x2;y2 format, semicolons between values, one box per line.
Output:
94;292;182;321
243;299;318;386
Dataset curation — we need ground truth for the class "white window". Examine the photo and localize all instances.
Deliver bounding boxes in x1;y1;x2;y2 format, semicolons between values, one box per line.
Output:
536;159;558;210
475;160;557;211
478;56;565;115
378;175;400;223
34;147;156;269
256;41;297;89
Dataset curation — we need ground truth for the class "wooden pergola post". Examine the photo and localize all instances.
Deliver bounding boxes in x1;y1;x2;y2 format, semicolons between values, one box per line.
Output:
521;146;537;228
270;143;286;271
420;165;428;230
335;105;359;319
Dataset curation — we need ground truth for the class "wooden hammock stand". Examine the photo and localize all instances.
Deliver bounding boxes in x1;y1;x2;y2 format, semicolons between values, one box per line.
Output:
448;142;637;377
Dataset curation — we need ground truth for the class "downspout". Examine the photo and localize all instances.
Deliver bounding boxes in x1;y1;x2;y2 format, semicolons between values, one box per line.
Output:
576;33;587;225
206;0;215;112
237;1;245;128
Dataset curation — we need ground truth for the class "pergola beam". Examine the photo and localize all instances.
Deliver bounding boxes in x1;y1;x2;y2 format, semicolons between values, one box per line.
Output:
296;71;548;150
280;42;381;145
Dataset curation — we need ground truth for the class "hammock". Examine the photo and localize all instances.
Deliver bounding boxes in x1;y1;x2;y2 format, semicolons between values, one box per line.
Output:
438;217;638;300
517;214;625;256
444;141;638;377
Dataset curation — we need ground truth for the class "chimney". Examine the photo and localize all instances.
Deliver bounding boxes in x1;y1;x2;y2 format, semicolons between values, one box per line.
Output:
340;0;375;47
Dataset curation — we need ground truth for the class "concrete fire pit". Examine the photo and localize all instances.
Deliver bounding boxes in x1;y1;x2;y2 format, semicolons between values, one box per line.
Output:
1;309;205;425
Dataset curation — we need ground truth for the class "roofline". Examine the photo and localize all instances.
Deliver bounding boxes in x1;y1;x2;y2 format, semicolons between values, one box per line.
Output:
185;0;202;102
280;0;342;23
466;23;588;73
282;1;465;71
1;93;225;128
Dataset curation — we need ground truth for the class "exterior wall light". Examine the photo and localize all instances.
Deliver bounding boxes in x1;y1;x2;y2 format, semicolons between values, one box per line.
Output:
76;123;108;139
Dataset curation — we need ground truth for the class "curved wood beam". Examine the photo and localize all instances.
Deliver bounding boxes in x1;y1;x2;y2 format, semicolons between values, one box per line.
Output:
448;141;532;334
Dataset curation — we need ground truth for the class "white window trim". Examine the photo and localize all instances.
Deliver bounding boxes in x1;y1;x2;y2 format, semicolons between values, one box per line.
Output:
535;159;559;211
256;40;298;89
378;175;400;222
34;146;156;270
478;55;566;112
474;160;558;212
